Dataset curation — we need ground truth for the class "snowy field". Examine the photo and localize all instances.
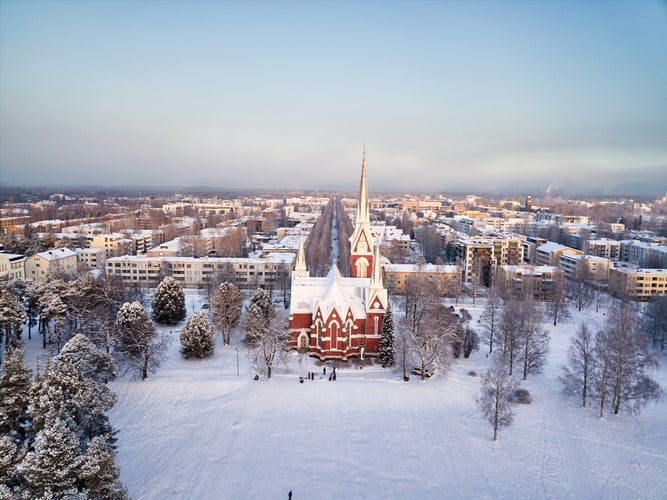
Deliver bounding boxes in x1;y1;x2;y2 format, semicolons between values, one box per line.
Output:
25;290;665;499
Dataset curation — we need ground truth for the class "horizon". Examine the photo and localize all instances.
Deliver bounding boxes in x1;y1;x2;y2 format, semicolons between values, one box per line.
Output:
1;1;666;197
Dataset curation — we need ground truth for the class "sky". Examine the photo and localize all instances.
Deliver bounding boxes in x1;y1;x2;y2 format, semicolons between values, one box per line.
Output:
1;0;666;197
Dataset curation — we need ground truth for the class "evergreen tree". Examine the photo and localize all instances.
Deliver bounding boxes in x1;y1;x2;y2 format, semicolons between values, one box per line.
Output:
379;303;395;367
151;277;186;325
0;349;32;439
0;288;27;357
18;417;83;499
115;302;170;380
180;312;216;359
79;436;127;499
58;333;117;384
210;282;242;345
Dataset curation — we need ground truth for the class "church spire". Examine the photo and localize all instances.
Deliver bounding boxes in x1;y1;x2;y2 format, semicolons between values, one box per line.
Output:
293;230;308;279
357;146;369;223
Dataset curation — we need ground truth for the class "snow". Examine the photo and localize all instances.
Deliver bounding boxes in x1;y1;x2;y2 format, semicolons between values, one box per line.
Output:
20;291;667;499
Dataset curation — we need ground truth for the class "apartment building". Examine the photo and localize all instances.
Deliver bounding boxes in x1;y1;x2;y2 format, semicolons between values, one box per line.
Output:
497;265;558;300
0;253;26;280
456;237;524;285
383;263;461;297
91;233;133;258
535;242;582;266
559;254;611;281
106;253;294;290
608;265;667;301
25;248;78;279
585;238;621;260
75;247;105;270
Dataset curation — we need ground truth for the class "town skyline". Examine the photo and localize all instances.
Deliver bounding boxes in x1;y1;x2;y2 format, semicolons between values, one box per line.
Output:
1;1;665;197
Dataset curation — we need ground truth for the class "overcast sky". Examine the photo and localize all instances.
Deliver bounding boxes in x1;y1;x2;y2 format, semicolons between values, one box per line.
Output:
1;0;665;197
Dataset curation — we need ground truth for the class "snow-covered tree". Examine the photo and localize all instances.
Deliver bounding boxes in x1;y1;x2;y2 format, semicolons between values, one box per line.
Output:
18;417;83;499
0;288;27;358
243;288;274;346
210;282;242;345
248;310;288;379
0;349;32;439
379;302;395;368
0;434;24;493
496;298;521;376
115;301;170;380
476;355;519;441
559;322;595;408
593;306;663;417
151;276;186;325
180;312;216;359
58;333;117;384
79;435;127;499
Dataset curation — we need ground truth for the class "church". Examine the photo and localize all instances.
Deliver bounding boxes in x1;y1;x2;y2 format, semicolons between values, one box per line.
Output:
287;150;388;360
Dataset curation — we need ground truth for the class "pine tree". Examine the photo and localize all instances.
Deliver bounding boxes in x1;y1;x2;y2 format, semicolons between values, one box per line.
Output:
180;312;216;359
58;333;117;384
379;303;395;367
0;349;32;439
79;436;127;499
151;276;186;325
18;417;83;499
210;282;242;345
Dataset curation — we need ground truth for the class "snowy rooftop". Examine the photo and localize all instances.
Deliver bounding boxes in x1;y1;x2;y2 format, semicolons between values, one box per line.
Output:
384;263;459;273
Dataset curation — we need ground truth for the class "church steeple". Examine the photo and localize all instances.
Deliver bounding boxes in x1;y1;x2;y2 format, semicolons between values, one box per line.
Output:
349;147;375;278
293;230;309;279
370;243;383;289
357;146;369;223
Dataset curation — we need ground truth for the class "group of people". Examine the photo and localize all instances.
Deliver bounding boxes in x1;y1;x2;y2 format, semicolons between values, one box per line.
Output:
299;366;337;383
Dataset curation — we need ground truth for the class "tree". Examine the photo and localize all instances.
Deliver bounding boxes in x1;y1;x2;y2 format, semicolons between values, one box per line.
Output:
379;302;396;368
593;306;663;417
462;325;480;358
0;349;32;439
79;436;127;499
58;333;117;385
243;288;274;346
480;286;502;354
545;269;571;326
151;276;186;325
559;322;595;408
496;298;521;376
18;417;83;499
0;287;27;360
210;282;242;345
643;296;667;350
248;310;288;379
476;355;519;441
180;312;216;359
517;294;550;380
115;302;170;380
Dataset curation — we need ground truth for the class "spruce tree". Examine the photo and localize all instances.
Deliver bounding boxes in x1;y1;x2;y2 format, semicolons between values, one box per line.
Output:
180;312;216;359
379;303;395;367
0;349;32;439
210;282;242;345
18;417;83;499
243;289;274;346
151;276;186;325
79;436;127;499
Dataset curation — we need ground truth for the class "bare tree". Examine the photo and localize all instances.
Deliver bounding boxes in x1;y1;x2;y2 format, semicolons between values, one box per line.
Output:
248;310;288;379
643;296;667;350
400;280;458;380
545;269;571;326
476;355;519;441
114;302;170;380
497;297;521;376
559;322;595;407
517;294;550;381
593;306;663;417
210;282;242;345
480;287;502;354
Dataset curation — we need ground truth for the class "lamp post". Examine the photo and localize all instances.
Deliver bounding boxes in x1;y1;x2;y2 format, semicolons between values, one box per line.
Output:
236;347;239;377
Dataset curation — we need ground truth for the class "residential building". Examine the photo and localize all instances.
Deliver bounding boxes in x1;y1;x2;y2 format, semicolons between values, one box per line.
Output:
25;248;78;279
0;253;26;280
383;263;461;296
608;265;667;301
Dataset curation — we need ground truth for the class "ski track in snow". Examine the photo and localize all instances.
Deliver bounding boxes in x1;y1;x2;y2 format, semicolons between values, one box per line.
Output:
19;291;666;499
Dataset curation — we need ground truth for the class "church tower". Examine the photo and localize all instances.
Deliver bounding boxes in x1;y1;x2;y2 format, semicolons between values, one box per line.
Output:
349;147;374;278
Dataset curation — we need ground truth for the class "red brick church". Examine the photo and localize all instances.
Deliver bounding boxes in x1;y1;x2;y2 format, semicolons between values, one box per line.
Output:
287;150;387;360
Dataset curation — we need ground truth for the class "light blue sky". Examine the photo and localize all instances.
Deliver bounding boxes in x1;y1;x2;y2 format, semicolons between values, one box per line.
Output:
1;0;665;196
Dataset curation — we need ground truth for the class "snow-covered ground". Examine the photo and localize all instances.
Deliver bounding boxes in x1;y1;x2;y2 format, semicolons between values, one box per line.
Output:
23;291;667;499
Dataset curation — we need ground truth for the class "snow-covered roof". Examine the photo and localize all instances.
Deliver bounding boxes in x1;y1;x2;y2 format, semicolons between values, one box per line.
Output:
290;265;369;320
384;263;459;274
36;248;77;261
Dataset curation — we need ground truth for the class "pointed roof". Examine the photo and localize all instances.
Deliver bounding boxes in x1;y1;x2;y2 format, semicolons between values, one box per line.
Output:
356;147;369;223
293;230;308;277
317;265;366;320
